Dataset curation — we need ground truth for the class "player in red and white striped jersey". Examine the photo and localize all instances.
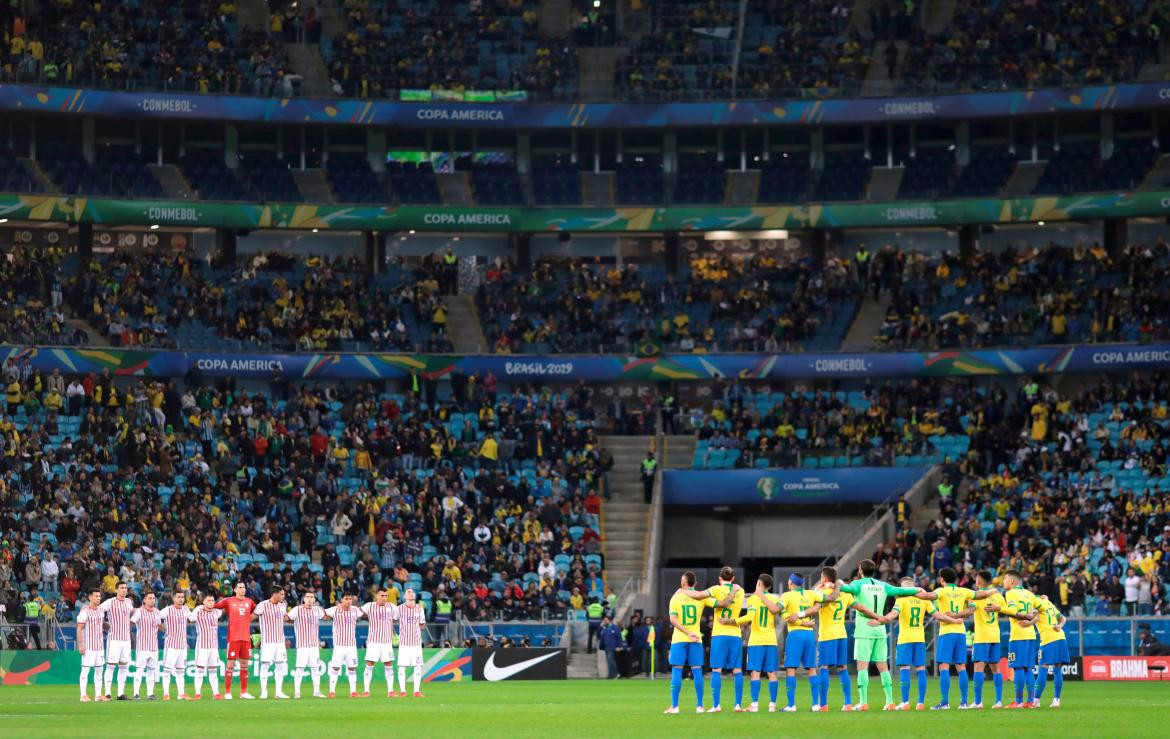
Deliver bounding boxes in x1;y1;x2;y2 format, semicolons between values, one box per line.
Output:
158;590;191;700
189;595;225;700
99;582;135;700
77;589;106;702
361;588;400;697
397;589;428;698
130;593;161;700
287;592;326;698
324;593;362;697
253;587;290;699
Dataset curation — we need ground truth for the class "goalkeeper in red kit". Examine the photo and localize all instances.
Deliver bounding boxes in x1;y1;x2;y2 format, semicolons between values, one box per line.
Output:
214;582;257;699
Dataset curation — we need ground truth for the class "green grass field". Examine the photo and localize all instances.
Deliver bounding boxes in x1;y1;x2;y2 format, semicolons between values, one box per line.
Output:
1;679;1168;737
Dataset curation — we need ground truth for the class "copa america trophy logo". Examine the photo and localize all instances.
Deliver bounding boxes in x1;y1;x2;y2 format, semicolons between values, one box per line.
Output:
756;477;778;500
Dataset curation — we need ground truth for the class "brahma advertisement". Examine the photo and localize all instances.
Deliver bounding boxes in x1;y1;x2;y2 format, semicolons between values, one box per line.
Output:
1082;656;1170;681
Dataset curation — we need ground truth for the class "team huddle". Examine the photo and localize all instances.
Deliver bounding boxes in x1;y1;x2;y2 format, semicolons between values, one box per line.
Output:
665;560;1069;714
76;581;428;702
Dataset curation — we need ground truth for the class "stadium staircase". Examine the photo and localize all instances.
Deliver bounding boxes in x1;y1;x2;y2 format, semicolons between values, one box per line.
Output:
581;172;615;206
725;170;760;205
20;157;58;194
319;0;344;41
578;48;620;101
292;169;334;202
437;173;474;206
598;434;658;595
442;295;488;354
860;41;904;97
1139;153;1170;190
840;294;890;351
235;0;270;34
1001;161;1047;197
865;167;904;202
286;43;334;97
540;0;573;35
923;0;959;34
149;164;195;199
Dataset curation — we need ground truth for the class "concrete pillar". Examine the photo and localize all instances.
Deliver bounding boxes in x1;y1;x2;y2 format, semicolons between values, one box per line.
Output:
82;118;95;164
364;230;377;274
1104;218;1127;258
225;125;239;169
514;231;532;269
959;224;978;261
77;222;93;263
810;228;827;267
664;231;680;275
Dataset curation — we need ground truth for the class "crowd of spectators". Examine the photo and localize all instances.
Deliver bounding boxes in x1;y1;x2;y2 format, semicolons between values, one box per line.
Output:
326;0;575;99
476;254;859;354
898;0;1162;94
0;245;461;352
872;372;1170;616
874;241;1170;350
0;1;296;95
0;365;613;634
685;377;974;471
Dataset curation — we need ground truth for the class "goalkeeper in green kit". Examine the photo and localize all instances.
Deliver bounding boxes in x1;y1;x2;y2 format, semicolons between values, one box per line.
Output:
835;559;932;711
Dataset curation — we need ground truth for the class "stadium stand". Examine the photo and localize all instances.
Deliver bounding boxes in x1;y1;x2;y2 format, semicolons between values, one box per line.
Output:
0;373;607;623
476;255;860;354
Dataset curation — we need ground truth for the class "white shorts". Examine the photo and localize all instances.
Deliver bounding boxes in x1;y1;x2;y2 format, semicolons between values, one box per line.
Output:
163;648;187;670
81;649;105;668
106;640;132;664
295;647;322;669
135;651;159;671
195;648;221;668
330;646;358;669
397;646;423;667
364;642;394;664
260;643;288;663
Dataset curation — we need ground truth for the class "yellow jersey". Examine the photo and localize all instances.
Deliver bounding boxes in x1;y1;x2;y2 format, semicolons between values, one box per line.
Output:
972;590;1006;644
894;595;937;644
778;589;824;632
1036;600;1066;645
668;590;707;644
705;584;745;639
934;585;975;636
1001;587;1039;641
736;594;779;646
816;589;855;641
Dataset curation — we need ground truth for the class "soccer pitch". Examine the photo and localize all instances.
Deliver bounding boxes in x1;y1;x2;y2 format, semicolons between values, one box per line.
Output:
1;679;1168;737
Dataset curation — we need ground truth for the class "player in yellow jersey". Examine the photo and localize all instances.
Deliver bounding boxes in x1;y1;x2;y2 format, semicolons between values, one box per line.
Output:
879;576;958;710
924;566;985;710
664;571;738;714
704;566;746;713
985;569;1040;708
723;573;781;713
970;569;1007;708
1034;595;1069;708
809;567;857;711
777;573;837;712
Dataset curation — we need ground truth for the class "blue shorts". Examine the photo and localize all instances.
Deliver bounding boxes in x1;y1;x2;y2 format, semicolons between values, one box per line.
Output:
817;638;849;667
746;645;779;673
936;633;967;665
670;641;704;668
1008;639;1037;669
972;642;1001;664
896;642;927;668
709;635;743;671
784;630;816;669
1039;640;1070;665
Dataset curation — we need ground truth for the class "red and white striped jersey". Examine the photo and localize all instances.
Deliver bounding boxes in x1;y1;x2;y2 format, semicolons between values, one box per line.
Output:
191;607;222;650
131;607;161;653
100;596;134;642
253;600;288;645
287;605;324;649
397;604;426;647
77;604;106;652
361;602;398;644
158;605;191;650
325;605;359;647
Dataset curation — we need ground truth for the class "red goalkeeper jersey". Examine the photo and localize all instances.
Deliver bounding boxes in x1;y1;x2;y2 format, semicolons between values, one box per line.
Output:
214;596;256;642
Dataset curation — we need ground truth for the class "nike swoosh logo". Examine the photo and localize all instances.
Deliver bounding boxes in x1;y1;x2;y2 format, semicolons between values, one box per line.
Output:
483;651;559;681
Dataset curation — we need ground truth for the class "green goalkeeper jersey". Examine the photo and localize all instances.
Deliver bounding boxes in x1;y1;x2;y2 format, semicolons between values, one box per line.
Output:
838;577;920;639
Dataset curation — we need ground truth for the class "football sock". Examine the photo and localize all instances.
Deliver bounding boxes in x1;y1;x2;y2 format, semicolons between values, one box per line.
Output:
750;678;761;703
1035;668;1048;699
1053;670;1063;699
958;669;969;704
670;667;682;708
856;670;869;704
994;672;1003;703
939;669;951;703
117;665;129;696
768;679;778;704
194;668;205;696
412;666;421;694
691;666;704;707
208;669;220;696
734;672;743;706
917;669;927;704
839;669;852;705
974;672;984;704
1014;669;1027;702
385;667;395;693
363;666;374;693
785;675;796;707
900;668;911;703
712;671;722;707
80;666;90;698
880;670;893;704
